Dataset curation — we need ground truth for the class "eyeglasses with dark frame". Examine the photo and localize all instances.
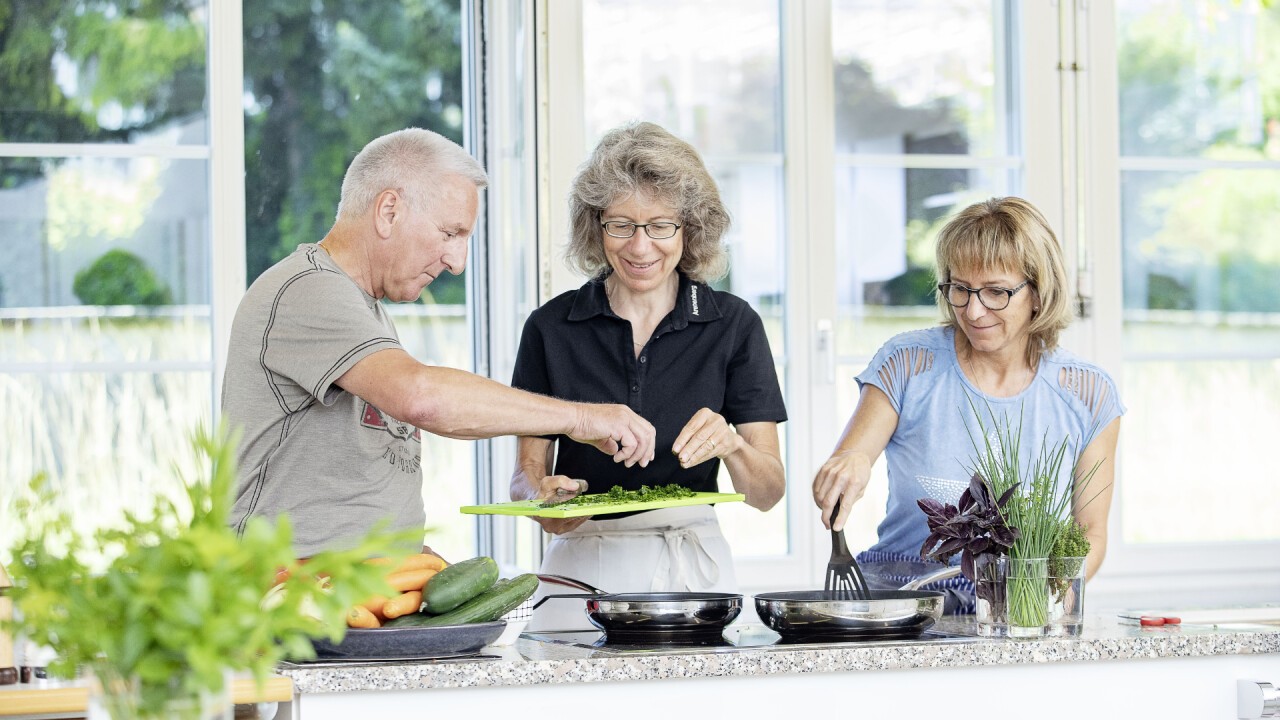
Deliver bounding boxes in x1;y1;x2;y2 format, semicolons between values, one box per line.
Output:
937;280;1030;311
601;221;682;240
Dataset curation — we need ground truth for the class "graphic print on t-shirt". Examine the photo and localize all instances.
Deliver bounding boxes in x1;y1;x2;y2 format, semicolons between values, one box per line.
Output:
361;402;422;475
917;428;1003;504
360;402;422;442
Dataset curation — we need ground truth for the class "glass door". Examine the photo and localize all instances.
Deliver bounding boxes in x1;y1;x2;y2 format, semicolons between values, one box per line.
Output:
824;0;1033;555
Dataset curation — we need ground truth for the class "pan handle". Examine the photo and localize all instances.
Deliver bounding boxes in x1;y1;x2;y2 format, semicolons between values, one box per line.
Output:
900;565;963;591
530;592;599;611
536;573;607;594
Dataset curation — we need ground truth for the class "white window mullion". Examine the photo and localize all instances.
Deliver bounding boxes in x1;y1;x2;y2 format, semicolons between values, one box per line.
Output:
208;0;247;418
482;0;544;570
768;0;834;591
541;0;587;300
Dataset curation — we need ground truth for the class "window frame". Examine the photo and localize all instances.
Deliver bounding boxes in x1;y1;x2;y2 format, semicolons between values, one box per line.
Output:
209;0;247;412
1079;0;1280;609
197;0;1280;602
532;0;1280;605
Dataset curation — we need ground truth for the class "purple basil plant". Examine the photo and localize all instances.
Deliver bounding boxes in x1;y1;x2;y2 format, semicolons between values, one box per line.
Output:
917;473;1020;585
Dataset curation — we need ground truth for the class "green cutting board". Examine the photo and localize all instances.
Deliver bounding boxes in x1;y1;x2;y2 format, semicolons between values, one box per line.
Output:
460;492;745;518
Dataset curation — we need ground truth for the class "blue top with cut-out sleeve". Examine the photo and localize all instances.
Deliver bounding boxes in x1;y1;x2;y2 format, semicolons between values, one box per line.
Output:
855;326;1126;559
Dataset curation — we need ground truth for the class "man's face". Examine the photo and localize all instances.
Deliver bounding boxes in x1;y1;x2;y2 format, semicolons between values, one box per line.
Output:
383;174;478;302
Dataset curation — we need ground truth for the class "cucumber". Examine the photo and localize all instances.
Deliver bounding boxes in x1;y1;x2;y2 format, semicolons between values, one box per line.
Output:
386;573;539;628
422;555;499;613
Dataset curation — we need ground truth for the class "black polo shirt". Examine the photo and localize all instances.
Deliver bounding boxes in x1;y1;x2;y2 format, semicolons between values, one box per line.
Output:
511;272;787;502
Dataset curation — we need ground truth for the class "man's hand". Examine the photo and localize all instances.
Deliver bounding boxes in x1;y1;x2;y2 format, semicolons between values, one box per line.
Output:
537;475;588;505
532;475;592;535
568;403;656;468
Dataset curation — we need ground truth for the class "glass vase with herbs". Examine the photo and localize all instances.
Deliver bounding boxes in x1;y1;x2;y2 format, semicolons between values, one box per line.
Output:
964;401;1106;639
917;473;1020;636
1047;518;1091;636
2;426;416;720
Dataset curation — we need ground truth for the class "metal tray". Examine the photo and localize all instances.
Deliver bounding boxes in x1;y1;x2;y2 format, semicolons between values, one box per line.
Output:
460;492;744;518
298;620;506;662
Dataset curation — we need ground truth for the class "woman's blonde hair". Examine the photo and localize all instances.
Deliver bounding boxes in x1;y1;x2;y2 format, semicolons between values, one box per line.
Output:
566;122;730;282
934;196;1073;367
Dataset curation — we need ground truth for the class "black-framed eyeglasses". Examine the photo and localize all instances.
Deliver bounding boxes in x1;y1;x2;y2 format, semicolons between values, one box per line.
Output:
601;221;682;240
937;281;1030;311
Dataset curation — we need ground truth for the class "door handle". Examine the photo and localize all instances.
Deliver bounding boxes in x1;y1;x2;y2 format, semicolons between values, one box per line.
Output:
815;319;835;385
1239;679;1280;719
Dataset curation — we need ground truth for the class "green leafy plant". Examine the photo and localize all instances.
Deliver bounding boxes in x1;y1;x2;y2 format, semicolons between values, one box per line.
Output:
1049;518;1092;599
538;483;696;509
962;398;1107;631
917;473;1020;596
2;424;416;715
72;249;173;306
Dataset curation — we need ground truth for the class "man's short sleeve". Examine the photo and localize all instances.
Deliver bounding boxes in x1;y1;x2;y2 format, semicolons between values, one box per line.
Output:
262;271;400;408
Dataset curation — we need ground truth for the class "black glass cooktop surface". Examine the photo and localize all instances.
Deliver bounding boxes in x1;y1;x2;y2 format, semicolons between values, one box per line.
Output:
524;624;979;655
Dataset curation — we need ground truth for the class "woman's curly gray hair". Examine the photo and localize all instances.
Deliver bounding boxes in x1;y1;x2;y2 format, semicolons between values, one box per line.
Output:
566;122;730;283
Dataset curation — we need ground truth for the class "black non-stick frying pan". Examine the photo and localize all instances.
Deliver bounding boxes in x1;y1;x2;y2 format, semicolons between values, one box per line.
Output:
753;566;962;639
533;574;742;638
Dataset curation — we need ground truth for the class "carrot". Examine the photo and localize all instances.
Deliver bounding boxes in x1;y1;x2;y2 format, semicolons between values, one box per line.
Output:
346;605;381;629
359;594;390;620
397;553;448;573
366;553;448;575
382;590;423;619
387;568;438;593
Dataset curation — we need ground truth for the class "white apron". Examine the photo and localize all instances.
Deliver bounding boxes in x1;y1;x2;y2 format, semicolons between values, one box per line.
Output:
527;505;738;631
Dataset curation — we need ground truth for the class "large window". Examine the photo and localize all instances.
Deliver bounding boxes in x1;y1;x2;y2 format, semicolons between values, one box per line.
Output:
553;0;1279;601
240;1;479;559
830;0;1023;553
1115;0;1280;545
6;0;1277;603
574;0;790;557
1;1;484;562
0;2;213;550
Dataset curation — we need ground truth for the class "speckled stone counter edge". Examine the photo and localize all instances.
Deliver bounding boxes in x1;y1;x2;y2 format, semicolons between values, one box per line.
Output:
279;616;1280;694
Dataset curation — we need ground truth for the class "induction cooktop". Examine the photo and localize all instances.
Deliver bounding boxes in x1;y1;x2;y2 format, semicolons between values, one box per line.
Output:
524;624;980;655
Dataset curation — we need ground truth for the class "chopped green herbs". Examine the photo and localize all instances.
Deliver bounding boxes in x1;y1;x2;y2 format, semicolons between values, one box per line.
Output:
538;483;696;508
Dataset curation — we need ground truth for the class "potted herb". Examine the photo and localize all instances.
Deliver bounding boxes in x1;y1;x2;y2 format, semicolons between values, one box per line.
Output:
1047;518;1091;636
918;473;1019;634
963;401;1105;638
2;426;413;719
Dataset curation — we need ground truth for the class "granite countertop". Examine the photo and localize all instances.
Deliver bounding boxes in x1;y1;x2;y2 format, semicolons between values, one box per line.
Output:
277;615;1280;694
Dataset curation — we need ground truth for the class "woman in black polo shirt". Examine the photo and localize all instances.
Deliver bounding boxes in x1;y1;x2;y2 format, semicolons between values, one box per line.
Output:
511;121;788;631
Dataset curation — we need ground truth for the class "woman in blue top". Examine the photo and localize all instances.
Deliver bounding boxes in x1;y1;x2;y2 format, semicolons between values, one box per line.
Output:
813;197;1124;609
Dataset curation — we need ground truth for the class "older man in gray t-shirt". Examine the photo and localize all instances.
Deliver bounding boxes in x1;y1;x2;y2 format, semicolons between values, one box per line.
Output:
222;128;657;557
223;243;423;556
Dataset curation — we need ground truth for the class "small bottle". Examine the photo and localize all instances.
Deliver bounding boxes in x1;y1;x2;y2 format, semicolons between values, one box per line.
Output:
0;562;18;685
21;640;55;686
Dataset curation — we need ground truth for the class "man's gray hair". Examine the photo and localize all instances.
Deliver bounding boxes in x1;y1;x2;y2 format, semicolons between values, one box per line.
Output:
337;128;488;220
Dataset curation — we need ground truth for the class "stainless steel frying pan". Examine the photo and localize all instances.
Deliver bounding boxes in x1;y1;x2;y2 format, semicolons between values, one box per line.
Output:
533;574;743;637
754;566;962;639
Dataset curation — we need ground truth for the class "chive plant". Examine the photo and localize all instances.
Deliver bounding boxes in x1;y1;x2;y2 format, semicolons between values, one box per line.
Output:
962;396;1105;632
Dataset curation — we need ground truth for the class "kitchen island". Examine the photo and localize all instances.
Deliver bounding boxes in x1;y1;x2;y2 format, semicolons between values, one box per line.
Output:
276;614;1280;719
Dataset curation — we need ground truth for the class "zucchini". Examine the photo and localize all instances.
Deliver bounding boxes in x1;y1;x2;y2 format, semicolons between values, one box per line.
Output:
386;573;539;628
422;555;499;613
